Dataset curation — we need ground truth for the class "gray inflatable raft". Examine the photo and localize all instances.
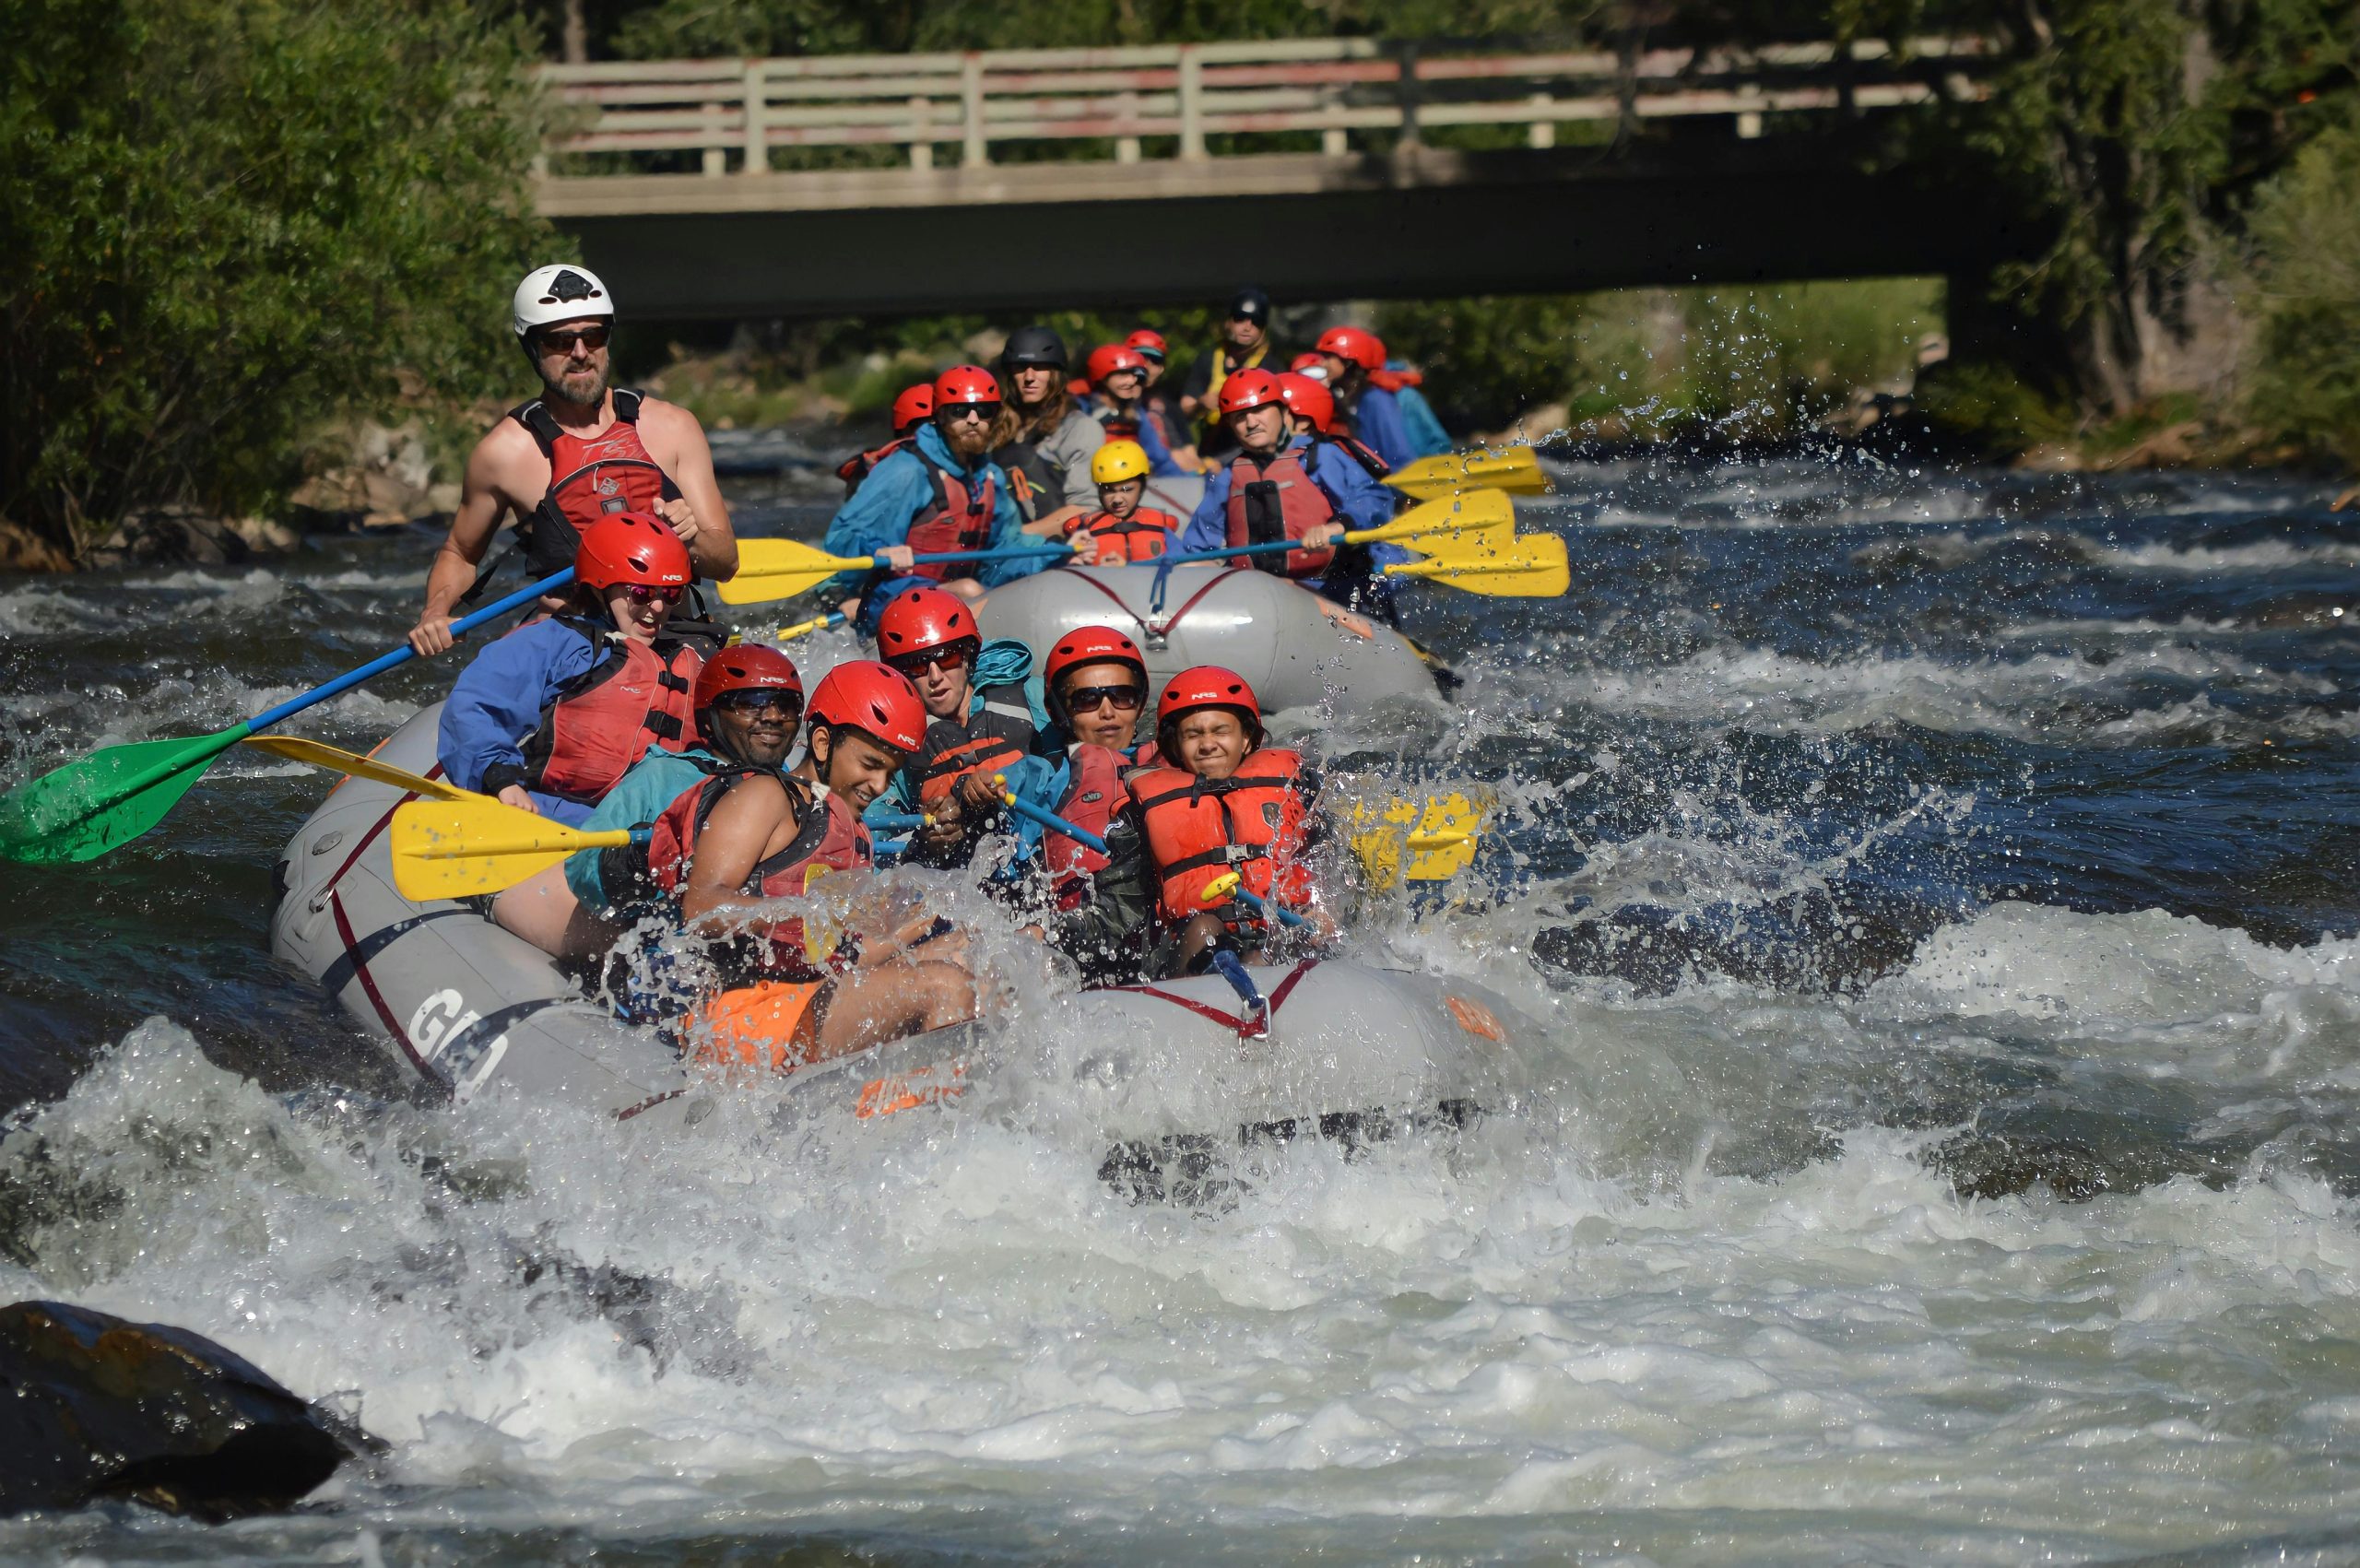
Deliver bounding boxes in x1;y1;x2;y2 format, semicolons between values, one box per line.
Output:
975;563;1441;726
270;704;1528;1142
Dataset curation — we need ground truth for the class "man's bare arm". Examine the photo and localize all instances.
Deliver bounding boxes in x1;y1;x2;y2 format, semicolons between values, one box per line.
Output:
652;404;738;581
408;435;522;655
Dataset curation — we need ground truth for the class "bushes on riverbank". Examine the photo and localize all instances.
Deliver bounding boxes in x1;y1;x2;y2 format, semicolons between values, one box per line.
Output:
0;0;557;560
2241;107;2360;471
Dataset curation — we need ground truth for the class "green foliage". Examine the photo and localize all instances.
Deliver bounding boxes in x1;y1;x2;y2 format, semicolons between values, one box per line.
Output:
0;0;559;551
1380;280;1941;436
1912;360;2077;456
2242;106;2360;467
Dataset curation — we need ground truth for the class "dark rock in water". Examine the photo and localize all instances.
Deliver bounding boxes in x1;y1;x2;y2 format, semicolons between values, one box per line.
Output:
1532;884;1947;997
82;505;298;569
0;1300;380;1521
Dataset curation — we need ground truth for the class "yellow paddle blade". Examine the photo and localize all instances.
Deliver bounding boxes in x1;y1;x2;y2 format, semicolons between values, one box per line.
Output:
715;538;876;606
389;797;632;901
1347;791;1486;891
1384;533;1569;597
1383;445;1551;501
240;736;478;803
1201;870;1244;906
1348;489;1517;553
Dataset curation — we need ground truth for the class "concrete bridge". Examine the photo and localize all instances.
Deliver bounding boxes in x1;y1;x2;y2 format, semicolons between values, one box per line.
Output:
536;36;2016;319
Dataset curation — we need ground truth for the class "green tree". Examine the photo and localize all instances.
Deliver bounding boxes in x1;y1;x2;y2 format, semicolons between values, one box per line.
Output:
0;0;560;556
2242;104;2360;466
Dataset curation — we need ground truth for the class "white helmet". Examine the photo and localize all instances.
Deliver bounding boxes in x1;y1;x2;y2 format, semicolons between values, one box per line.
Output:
512;264;614;339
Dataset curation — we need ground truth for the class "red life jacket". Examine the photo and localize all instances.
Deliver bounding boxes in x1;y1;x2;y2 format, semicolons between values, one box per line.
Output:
643;769;874;981
905;446;997;580
837;435;915;499
510;390;684;579
1132;749;1315;926
1091;403;1141;442
907;685;1037;808
1066;506;1177;563
520;618;702;806
1223;446;1336;578
1368;366;1422;393
1044;743;1130;910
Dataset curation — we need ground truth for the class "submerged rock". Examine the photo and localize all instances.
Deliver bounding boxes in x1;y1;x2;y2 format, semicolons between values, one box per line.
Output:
0;1300;379;1521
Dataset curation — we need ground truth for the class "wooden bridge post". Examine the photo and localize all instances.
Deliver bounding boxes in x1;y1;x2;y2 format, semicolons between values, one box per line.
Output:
909;96;935;170
1395;41;1422;149
741;61;767;176
961;55;987;167
1178;47;1205;160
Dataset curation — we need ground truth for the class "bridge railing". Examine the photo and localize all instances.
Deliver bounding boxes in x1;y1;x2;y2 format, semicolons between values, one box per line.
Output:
538;35;1991;178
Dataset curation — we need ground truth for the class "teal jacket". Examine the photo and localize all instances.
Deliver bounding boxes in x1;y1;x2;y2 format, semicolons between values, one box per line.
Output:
561;744;729;912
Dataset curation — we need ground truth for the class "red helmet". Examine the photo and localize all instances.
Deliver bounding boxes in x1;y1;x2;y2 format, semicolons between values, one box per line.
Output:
1217;368;1285;417
1125;328;1167;362
1275;371;1335;434
1316;325;1386;373
890;382;934;433
1044;625;1148;724
693;643;803;713
933;364;1001;407
806;660;927;756
875;585;980;664
574;513;690;593
1156;665;1263;749
1086;344;1149;384
1290;351;1327;374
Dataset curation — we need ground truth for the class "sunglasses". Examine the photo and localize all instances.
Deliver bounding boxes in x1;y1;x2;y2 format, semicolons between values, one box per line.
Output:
941;402;1001;423
713;689;801;715
1064;684;1145;713
617;583;683;606
537;324;610;354
887;643;977;678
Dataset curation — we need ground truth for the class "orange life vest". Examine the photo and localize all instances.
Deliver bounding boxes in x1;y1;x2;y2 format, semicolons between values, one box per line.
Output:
643;769;874;981
1132;749;1314;925
520;618;702;806
1066;506;1178;563
1223;446;1336;578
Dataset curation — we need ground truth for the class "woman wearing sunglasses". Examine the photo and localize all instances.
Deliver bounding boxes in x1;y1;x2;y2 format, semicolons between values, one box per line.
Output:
1005;625;1160;983
438;512;704;827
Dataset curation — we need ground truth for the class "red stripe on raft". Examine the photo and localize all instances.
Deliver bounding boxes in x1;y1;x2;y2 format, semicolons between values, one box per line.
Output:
320;763;443;898
1066;567;1246;639
1113;958;1322;1034
329;891;437;1081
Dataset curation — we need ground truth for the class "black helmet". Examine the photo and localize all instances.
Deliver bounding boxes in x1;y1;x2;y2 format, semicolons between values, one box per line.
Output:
1001;324;1068;370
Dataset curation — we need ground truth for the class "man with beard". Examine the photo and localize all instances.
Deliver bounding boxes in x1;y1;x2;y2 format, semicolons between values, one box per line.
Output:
407;264;738;656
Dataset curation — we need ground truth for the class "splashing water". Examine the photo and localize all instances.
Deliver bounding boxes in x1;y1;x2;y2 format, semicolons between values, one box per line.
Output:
3;458;2359;1562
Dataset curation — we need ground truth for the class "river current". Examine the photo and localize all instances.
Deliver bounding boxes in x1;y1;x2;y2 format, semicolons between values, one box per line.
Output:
2;444;2358;1563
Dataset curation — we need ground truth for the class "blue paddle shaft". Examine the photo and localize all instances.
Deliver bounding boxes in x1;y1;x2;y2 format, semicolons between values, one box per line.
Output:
997;791;1109;855
862;811;927;832
907;545;1072;567
246;570;578;731
1230;882;1309;929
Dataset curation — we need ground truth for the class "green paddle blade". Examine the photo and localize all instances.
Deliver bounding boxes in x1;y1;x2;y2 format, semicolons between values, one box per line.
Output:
0;724;251;865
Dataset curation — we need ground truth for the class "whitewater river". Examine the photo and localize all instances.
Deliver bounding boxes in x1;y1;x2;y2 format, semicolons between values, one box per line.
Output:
3;447;2358;1563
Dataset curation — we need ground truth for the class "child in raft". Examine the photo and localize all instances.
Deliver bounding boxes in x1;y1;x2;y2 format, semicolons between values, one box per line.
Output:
626;659;978;1073
1060;440;1179;564
1127;665;1338;978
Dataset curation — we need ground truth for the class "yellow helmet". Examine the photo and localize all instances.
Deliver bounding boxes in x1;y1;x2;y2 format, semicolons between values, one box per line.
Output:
1091;440;1151;486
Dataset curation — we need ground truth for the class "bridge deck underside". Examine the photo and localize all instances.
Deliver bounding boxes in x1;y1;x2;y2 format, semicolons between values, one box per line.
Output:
557;142;2023;319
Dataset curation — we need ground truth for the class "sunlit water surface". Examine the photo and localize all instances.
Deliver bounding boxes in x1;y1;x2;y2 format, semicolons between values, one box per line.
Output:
4;444;2359;1564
